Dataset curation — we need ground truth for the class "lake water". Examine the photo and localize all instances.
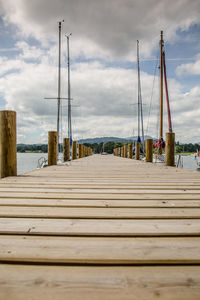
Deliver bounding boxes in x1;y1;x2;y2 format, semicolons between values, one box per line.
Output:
17;153;48;175
179;155;200;172
17;153;200;175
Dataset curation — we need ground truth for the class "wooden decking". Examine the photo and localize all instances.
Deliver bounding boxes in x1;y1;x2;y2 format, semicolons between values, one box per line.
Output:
0;154;200;299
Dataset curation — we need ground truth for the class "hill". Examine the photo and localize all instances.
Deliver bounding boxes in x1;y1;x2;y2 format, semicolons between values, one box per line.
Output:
78;136;153;144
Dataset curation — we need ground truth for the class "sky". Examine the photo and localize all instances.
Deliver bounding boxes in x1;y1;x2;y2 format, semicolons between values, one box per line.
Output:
0;0;200;144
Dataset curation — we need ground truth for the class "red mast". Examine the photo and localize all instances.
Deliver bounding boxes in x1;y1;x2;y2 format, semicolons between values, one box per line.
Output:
163;51;172;133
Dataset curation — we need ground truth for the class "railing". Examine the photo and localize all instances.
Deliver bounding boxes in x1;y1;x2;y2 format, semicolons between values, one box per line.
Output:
175;154;183;168
37;157;48;169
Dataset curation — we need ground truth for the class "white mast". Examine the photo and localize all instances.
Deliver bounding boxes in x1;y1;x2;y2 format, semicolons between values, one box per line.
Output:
57;20;64;156
136;40;145;153
66;33;72;144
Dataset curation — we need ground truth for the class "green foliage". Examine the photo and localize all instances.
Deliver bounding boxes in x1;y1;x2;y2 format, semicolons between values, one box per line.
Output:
17;144;48;153
175;143;199;153
16;142;200;154
83;141;127;154
104;142;115;154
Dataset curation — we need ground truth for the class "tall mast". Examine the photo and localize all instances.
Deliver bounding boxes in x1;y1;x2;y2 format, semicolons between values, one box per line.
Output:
66;33;72;144
137;40;145;152
160;30;164;140
159;30;164;154
137;40;140;142
57;21;64;155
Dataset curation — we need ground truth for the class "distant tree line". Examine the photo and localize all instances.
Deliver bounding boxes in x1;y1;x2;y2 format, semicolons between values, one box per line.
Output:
175;142;200;153
83;142;124;154
17;144;48;153
17;142;200;154
85;141;200;154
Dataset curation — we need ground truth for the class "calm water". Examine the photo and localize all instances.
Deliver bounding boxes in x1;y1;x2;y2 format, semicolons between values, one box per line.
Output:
17;153;199;175
17;153;48;175
180;155;199;172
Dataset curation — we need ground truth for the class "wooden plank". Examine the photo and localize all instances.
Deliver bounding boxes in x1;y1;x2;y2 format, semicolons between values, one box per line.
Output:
0;206;200;219
3;177;200;183
1;187;200;194
0;235;200;264
1;183;200;190
0;192;200;200
0;198;200;208
0;155;200;300
2;180;200;185
0;218;200;236
0;264;200;300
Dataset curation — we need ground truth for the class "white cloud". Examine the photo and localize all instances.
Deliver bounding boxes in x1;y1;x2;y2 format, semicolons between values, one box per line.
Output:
1;0;200;60
176;54;200;75
0;50;200;144
0;0;200;143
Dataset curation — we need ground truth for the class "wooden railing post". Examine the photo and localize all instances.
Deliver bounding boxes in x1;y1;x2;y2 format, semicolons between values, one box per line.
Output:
129;144;133;159
121;146;124;158
82;145;85;157
166;132;175;166
48;131;57;166
0;110;17;178
63;138;70;161
78;144;81;159
124;145;128;158
72;141;77;160
81;144;84;158
135;142;140;160
145;139;153;163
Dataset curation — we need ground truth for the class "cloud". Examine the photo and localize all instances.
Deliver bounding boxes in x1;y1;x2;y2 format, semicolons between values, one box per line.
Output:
176;53;200;75
0;0;200;144
1;0;200;60
1;49;200;144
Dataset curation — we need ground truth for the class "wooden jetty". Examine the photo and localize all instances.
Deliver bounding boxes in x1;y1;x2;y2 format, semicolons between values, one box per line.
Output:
0;154;200;299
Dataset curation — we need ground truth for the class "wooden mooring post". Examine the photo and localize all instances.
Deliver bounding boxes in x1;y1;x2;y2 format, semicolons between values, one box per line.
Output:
121;146;124;158
48;131;57;166
128;144;133;159
145;139;153;163
78;144;81;159
72;141;77;160
81;144;84;158
63;138;70;161
166;132;175;166
124;145;128;158
0;110;17;178
135;142;140;160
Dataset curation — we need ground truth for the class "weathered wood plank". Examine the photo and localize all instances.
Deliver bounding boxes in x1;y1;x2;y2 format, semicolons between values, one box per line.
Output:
0;264;200;300
2;180;200;185
1;183;200;190
0;218;199;236
0;235;200;264
0;154;200;299
0;206;200;219
0;192;200;200
1;187;200;193
0;198;200;208
3;177;200;183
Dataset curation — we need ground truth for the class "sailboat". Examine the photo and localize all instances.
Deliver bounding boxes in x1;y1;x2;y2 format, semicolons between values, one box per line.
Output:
153;31;173;160
38;21;64;168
